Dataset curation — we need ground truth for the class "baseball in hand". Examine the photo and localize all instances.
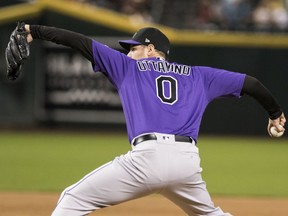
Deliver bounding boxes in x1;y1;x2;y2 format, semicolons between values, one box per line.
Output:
270;126;284;137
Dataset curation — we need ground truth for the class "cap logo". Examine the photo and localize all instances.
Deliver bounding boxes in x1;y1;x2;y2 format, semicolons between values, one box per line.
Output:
145;38;150;43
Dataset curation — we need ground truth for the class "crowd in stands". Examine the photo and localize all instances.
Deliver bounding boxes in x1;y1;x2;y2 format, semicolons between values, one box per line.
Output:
75;0;288;33
3;0;288;32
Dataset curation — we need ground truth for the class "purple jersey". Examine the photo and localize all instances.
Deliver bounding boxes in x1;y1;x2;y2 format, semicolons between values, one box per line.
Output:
92;40;246;142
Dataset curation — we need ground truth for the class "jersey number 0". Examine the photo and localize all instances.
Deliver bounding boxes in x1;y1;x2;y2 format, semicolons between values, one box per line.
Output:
156;76;178;105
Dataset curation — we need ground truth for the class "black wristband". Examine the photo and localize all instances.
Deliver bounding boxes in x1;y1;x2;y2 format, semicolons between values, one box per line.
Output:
269;110;283;120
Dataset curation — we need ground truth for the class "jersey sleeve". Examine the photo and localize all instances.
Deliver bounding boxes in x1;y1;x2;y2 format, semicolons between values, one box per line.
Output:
195;66;246;102
91;40;131;89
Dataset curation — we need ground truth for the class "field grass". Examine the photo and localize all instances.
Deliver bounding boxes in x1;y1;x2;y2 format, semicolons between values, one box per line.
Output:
199;135;288;197
0;130;287;197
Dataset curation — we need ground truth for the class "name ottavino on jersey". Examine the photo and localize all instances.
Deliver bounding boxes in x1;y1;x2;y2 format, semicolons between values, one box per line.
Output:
136;59;191;76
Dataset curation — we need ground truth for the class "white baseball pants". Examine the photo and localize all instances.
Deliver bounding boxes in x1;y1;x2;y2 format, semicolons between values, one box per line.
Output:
51;133;232;216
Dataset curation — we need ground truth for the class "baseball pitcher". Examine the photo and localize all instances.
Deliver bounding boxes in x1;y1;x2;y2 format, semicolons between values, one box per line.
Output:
5;22;286;216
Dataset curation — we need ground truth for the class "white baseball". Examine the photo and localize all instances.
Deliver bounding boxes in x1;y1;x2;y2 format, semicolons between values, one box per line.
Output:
270;126;284;137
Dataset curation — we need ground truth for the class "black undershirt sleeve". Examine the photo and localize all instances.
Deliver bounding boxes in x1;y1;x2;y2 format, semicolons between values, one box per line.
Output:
241;75;283;120
30;25;94;64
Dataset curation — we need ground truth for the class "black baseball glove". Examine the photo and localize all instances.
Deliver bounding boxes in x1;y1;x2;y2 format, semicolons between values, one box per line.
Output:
5;22;30;80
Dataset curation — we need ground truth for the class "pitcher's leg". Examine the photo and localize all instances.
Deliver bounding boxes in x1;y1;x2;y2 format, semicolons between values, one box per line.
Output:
162;175;231;216
51;158;150;216
160;151;232;216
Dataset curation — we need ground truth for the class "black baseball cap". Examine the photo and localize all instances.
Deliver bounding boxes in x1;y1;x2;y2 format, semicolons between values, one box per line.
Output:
119;27;170;56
